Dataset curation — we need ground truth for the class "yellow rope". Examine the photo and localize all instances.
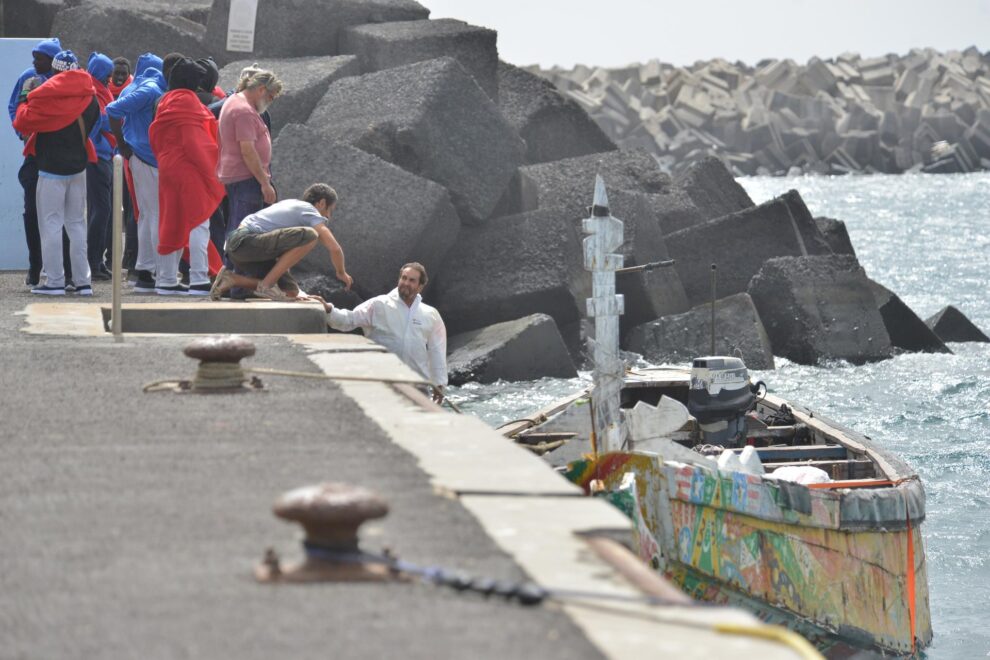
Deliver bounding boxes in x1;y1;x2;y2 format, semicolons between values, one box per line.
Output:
713;622;824;660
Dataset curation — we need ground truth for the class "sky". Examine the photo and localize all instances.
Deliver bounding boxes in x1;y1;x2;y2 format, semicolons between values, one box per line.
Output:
424;0;990;68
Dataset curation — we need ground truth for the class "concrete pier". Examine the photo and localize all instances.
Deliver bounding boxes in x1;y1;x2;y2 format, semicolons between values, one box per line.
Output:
0;272;811;659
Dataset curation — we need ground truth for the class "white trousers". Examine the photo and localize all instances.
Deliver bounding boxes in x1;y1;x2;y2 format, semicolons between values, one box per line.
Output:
129;155;159;276
156;220;210;287
36;172;89;288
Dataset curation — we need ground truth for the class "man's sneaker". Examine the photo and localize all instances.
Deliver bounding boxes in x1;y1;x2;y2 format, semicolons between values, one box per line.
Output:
25;273;39;287
208;267;234;301
254;282;288;302
188;283;211;296
133;270;156;293
74;285;93;296
91;270;111;281
65;281;76;292
31;285;65;296
156;284;189;296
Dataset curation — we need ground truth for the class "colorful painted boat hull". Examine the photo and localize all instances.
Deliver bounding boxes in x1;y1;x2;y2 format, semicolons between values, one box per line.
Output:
566;452;933;656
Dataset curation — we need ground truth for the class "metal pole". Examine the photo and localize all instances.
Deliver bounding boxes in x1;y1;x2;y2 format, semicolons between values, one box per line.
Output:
710;264;717;356
111;154;124;341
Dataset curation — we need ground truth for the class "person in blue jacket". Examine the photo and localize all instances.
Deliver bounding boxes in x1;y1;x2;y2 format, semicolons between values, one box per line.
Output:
8;37;62;287
105;53;165;293
85;52;116;280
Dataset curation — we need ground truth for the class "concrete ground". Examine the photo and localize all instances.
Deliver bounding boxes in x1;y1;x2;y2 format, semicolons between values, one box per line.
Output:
0;271;810;660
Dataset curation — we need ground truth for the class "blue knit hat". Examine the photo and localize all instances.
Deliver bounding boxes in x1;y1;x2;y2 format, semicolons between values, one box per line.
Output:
32;37;62;60
52;50;79;72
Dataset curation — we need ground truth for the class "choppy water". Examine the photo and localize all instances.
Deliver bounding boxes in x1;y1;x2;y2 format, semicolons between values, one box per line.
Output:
449;173;990;658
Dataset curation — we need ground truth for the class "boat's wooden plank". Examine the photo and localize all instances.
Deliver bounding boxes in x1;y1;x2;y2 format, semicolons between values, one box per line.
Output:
733;445;848;461
807;478;896;490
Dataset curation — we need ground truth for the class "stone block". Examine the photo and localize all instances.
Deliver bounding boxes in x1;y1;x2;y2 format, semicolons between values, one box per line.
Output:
51;4;205;64
925;305;990;342
307;57;525;224
866;279;951;354
747;255;892;365
203;0;429;66
218;55;360;136
665;190;832;306
271;124;459;298
814;216;856;256
447;314;578;385
673;156;753;222
341;19;498;101
624;292;775;370
496;62;617;164
4;0;66;38
432;209;584;334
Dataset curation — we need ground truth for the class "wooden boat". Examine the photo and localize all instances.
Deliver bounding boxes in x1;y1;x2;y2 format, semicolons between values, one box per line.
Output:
502;364;932;657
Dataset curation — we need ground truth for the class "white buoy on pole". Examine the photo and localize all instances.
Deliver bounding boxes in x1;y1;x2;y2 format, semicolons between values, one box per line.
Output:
582;175;625;453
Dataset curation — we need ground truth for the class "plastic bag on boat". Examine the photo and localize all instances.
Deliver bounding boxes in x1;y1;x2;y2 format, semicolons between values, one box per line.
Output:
768;465;832;485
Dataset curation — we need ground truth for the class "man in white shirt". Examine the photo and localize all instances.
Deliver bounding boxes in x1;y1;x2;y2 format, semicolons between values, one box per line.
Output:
322;263;448;401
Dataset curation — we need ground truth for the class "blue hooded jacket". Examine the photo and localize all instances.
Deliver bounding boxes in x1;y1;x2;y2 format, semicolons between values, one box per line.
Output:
87;52;115;161
106;53;165;167
7;37;62;135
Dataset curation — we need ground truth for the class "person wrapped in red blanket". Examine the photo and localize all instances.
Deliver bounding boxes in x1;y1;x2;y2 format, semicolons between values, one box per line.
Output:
13;50;99;296
148;58;225;295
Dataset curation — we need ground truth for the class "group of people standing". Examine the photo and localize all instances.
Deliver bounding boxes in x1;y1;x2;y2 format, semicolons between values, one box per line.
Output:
9;37;449;397
9;37;287;298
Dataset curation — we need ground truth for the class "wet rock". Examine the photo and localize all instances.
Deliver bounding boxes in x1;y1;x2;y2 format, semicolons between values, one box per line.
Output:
52;4;205;64
433;208;584;335
307;57;525;224
925;305;990;342
814;216;857;256
747;255;892;365
497;61;616;164
673;156;753;222
342;19;498;101
867;279;951;354
271;124;459;299
293;273;364;311
203;0;429;66
666;190;832;306
218;55;360;136
447;314;577;385
624;292;775;370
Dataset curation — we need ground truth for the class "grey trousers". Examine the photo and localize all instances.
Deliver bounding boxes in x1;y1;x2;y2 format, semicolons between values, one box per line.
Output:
129;155;160;278
36;171;89;288
156;220;211;287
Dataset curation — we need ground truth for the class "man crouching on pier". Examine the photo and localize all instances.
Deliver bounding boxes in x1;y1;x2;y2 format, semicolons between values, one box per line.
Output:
321;263;448;402
209;183;352;301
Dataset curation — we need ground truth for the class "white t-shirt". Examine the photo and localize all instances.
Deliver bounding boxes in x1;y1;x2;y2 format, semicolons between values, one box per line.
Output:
239;199;324;234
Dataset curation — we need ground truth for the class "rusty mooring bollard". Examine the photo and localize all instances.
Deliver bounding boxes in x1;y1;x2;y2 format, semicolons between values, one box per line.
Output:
183;335;258;392
256;483;394;583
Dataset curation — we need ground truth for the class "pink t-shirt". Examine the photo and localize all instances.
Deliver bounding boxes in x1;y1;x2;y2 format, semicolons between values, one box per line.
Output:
216;92;272;184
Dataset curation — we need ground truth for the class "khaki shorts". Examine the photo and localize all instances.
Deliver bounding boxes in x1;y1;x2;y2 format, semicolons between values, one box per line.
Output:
227;226;319;293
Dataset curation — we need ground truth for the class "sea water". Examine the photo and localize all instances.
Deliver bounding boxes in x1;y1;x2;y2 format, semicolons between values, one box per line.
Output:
448;172;990;658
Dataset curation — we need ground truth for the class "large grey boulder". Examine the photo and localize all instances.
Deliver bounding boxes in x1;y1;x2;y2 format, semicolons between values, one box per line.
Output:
52;4;205;64
433;209;584;335
271;124;459;299
218;55;360;136
307;57;525;224
624;293;775;370
342;19;499;101
867;279;950;354
673;156;753;223
497;62;616;164
513;149;703;233
5;0;210;40
447;314;577;385
747;255;892;365
203;0;429;65
814;216;857;256
925;305;990;343
4;0;67;39
666;190;832;306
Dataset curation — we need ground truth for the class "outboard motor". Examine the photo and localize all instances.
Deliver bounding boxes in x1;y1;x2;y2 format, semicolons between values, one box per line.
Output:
688;356;758;447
